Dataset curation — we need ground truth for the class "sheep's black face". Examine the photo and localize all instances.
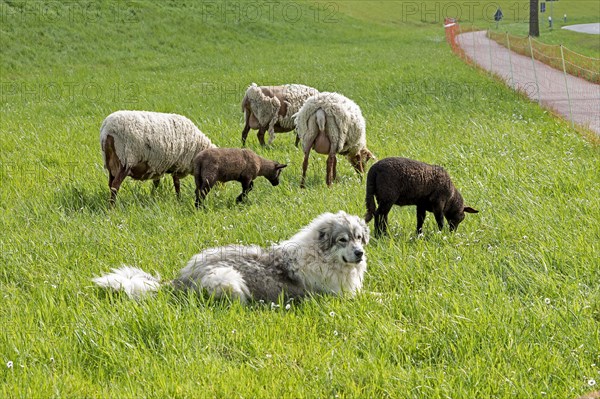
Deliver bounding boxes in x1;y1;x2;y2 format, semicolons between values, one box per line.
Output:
447;206;478;231
447;212;466;232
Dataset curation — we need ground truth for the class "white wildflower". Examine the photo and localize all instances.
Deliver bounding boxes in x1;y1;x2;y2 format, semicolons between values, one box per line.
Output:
588;379;597;387
285;304;291;310
544;298;551;305
333;330;338;336
6;361;13;369
329;311;336;317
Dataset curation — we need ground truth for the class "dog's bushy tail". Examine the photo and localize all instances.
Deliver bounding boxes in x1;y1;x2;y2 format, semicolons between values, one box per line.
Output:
364;168;377;223
92;266;161;299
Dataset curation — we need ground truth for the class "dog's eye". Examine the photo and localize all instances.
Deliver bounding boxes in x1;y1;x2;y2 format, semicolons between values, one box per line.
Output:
338;237;348;243
356;235;362;241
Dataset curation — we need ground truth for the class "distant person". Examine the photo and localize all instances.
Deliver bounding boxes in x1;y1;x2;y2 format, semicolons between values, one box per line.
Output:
494;7;503;28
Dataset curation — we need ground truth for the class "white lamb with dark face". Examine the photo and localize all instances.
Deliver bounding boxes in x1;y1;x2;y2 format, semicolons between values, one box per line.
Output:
364;157;478;236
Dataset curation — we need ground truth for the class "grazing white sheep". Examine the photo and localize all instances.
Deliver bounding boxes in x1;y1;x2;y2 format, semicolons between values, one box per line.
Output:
241;83;319;146
295;92;374;188
100;110;216;204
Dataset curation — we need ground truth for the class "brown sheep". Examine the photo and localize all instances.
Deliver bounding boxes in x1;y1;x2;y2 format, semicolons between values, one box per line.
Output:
364;157;478;236
193;148;287;208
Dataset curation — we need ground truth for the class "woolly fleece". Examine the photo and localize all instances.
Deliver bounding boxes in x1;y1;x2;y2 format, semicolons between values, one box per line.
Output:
242;83;319;144
100;110;215;179
295;92;367;157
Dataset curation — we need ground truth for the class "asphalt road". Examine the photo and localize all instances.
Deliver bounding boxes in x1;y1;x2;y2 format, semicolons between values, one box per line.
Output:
457;31;600;135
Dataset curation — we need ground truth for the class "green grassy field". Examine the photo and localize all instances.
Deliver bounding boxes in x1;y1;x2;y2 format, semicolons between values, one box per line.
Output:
1;1;599;398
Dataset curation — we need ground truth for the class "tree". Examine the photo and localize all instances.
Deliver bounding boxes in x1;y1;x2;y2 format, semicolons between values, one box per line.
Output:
529;0;539;37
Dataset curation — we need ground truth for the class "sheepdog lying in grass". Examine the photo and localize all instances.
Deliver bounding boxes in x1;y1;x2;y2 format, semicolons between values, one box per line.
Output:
93;211;369;303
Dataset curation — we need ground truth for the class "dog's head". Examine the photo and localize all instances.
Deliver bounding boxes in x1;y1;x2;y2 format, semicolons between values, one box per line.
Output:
317;211;370;264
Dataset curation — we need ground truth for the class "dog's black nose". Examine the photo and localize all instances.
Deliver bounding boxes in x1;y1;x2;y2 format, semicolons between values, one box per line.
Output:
354;249;364;259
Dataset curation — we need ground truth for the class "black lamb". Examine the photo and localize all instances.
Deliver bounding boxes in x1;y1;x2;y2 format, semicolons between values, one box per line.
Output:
364;157;478;236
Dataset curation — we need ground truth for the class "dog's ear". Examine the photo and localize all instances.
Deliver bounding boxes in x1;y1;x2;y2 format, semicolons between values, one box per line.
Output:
464;206;478;213
317;222;334;252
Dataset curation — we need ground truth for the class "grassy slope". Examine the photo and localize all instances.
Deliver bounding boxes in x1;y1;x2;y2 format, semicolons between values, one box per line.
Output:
1;1;599;398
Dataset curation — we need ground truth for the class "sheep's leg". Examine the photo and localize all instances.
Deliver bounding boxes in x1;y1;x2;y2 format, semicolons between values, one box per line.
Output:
433;208;445;231
151;179;160;195
356;159;365;176
267;127;276;146
109;165;129;206
172;175;181;199
241;120;251;146
236;179;254;203
416;205;427;235
257;126;267;146
374;202;393;237
195;179;213;209
326;153;336;187
333;156;337;181
300;147;311;189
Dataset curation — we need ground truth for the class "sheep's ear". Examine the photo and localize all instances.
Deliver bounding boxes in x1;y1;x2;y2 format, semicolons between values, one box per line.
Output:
464;207;479;213
276;164;288;169
362;149;375;162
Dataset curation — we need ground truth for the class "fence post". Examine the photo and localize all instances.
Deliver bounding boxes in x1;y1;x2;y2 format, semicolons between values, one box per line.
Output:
560;45;575;128
506;32;515;89
528;36;541;103
472;25;476;54
487;30;493;70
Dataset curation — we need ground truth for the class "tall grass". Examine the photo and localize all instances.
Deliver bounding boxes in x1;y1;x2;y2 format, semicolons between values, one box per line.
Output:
1;1;599;398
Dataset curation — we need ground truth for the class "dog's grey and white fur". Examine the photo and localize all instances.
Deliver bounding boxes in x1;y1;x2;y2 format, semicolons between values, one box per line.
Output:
93;211;369;303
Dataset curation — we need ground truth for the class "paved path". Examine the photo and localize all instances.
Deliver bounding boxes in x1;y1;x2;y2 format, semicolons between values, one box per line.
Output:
457;31;600;135
562;23;600;35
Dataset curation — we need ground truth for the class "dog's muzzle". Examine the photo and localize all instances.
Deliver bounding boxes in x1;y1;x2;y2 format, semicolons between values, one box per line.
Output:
343;248;364;264
354;249;364;261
